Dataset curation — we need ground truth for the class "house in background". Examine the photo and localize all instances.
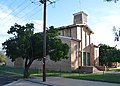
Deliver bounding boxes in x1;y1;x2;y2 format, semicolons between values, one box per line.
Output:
6;11;99;72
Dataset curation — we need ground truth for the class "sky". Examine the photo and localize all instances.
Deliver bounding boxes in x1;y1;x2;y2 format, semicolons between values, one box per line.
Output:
0;0;120;50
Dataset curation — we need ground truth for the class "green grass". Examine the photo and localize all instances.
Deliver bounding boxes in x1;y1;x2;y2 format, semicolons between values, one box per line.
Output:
0;65;23;74
107;68;120;71
0;65;38;78
0;65;39;74
0;66;120;83
64;73;120;83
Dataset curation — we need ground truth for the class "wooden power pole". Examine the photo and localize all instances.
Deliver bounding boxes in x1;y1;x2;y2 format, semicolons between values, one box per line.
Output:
40;0;47;82
43;0;46;82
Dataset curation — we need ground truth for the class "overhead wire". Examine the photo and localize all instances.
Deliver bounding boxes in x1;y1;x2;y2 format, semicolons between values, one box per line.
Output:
20;6;42;23
30;0;42;6
0;0;8;5
15;5;40;23
6;0;16;7
1;0;61;29
0;0;61;42
7;0;17;8
20;0;60;24
1;0;27;21
2;2;33;26
0;0;11;11
0;0;35;29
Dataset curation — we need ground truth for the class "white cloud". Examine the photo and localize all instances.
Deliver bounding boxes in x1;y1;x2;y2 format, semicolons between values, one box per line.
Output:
0;3;45;50
90;14;120;48
32;20;43;33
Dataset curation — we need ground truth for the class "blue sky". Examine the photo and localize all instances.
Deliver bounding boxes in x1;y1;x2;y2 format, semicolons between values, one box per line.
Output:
0;0;120;50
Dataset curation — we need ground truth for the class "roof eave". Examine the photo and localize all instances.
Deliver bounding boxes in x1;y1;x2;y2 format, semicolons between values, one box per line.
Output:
76;24;94;34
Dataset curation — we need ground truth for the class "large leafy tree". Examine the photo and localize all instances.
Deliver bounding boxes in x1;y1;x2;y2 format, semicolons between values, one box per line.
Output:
2;23;69;78
99;44;120;66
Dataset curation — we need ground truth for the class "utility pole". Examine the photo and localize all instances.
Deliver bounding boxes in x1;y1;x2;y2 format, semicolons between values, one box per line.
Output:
43;0;46;82
40;0;47;82
39;0;55;82
31;0;56;82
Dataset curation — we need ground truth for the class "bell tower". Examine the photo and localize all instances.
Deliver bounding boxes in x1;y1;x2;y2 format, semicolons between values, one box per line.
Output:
73;11;88;24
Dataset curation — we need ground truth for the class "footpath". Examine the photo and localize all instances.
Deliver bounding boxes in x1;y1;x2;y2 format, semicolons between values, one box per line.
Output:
2;70;120;86
5;77;120;86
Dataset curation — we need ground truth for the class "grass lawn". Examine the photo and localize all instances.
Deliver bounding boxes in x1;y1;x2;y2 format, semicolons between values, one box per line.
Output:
63;73;120;84
0;65;38;78
0;66;120;83
107;68;120;71
0;65;38;74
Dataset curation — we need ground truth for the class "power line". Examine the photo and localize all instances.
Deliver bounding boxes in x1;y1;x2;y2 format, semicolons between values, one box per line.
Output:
7;0;17;8
0;7;41;29
9;2;32;19
15;5;40;23
19;8;42;23
2;0;60;24
16;0;61;25
20;2;57;23
0;0;9;5
1;0;33;27
0;0;60;30
30;0;42;6
0;0;12;11
1;0;27;21
6;0;16;7
23;0;58;23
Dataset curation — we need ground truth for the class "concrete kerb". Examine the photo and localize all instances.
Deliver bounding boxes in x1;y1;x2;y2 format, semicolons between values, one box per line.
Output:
4;77;120;86
0;70;23;76
3;71;120;86
25;79;61;86
28;77;120;86
5;78;61;86
4;79;23;86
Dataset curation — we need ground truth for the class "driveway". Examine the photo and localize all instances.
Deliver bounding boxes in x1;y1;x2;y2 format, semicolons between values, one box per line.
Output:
0;76;17;86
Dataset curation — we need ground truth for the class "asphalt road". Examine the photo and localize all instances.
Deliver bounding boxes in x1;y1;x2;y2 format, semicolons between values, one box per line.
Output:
0;76;17;86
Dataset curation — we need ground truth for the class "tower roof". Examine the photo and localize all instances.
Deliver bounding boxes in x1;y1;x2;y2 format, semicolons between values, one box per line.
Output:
73;11;88;16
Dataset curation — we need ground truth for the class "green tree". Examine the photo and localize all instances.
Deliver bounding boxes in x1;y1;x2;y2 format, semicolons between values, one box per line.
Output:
2;23;69;78
0;51;6;63
99;44;120;66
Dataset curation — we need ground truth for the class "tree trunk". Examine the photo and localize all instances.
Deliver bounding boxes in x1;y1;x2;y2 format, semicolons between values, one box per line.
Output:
24;66;29;78
23;58;33;78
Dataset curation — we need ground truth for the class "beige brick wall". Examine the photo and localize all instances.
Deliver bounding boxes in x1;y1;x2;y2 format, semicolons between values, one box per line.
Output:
71;27;77;39
14;57;24;67
6;58;14;67
59;27;77;39
94;47;99;66
83;45;90;52
71;40;80;70
77;27;81;40
30;57;71;72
